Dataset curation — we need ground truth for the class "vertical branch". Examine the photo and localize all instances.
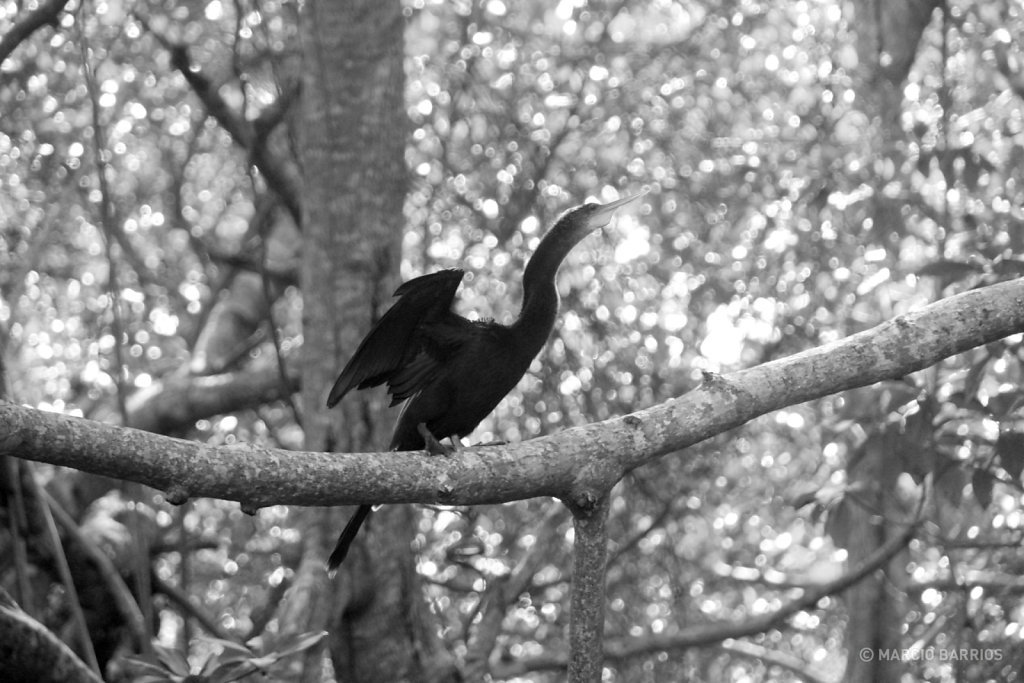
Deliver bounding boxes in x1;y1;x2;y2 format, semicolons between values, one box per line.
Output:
938;0;951;246
77;3;155;652
3;458;32;607
231;0;302;426
27;469;102;677
176;500;193;651
568;495;611;683
0;357;33;610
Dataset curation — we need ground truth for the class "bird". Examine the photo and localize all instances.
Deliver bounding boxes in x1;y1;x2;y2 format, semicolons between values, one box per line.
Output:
324;189;647;569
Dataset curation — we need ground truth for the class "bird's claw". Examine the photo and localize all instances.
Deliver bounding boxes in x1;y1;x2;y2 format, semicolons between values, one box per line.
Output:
417;423;453;455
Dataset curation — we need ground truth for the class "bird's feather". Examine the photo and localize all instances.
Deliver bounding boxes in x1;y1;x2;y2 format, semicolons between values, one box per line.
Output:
387;351;440;405
325;192;646;569
326;269;465;408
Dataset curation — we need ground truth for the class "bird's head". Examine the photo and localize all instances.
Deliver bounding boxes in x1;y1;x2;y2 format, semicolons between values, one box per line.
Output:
521;187;649;311
557;189;649;243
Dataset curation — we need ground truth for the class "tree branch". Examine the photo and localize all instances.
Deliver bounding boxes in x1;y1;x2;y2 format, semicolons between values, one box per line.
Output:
1;278;1021;511
608;510;917;656
137;15;303;224
0;0;70;67
151;574;234;641
567;495;610;683
125;358;300;433
27;469;101;675
0;589;104;683
462;504;567;678
493;513;917;678
718;640;833;683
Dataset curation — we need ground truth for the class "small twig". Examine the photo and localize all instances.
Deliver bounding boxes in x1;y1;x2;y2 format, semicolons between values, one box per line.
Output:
719;640;834;683
256;211;302;425
3;458;33;609
463;504;568;678
78;5;156;651
136;12;302;223
151;573;234;641
494;502;922;678
607;495;678;565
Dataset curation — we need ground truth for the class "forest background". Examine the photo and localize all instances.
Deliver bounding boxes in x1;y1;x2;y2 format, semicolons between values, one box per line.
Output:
2;0;1024;682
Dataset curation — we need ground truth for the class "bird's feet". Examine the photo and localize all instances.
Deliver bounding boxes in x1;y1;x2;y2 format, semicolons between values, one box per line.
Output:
417;423;454;455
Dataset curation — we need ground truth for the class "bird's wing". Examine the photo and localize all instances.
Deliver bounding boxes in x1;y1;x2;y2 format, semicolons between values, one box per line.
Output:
326;269;465;408
384;315;477;405
385;350;439;405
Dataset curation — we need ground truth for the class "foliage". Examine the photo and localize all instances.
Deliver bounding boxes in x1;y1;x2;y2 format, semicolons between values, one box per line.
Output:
2;0;1024;681
122;631;325;683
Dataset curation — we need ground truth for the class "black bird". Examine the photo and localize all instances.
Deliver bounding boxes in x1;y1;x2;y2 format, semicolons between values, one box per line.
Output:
325;190;646;569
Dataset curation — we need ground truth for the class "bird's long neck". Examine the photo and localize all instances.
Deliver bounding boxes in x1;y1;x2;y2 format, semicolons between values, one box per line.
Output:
512;227;578;352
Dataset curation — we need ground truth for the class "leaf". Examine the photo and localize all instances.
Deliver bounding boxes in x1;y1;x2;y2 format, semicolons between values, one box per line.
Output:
824;496;854;550
971;468;996;509
986;390;1024;419
897;406;935;482
202;637;253;655
916;149;933;175
997;430;1024;481
202;638;254;666
211;662;258;683
962;354;993;404
122;655;175;676
197;652;221;676
153;644;192;677
267;630;327;659
992;258;1024;277
934;464;968;508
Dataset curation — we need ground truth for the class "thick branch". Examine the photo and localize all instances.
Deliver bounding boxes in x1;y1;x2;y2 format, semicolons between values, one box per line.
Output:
0;589;104;683
127;359;299;433
0;0;70;67
1;278;1022;509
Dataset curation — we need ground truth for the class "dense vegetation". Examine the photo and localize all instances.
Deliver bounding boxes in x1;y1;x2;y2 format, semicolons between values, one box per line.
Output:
2;0;1023;681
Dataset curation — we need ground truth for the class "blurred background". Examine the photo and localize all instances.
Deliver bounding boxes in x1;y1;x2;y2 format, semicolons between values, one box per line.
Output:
2;0;1024;681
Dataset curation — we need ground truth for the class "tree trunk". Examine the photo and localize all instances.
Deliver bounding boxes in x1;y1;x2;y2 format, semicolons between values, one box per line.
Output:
841;434;910;683
841;2;942;681
298;1;456;681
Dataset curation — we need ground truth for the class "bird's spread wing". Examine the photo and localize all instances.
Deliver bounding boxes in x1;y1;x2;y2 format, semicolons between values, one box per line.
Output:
384;315;476;405
385;350;438;405
326;269;465;408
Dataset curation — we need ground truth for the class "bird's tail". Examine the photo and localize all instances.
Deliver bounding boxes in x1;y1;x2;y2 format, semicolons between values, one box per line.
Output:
328;504;373;571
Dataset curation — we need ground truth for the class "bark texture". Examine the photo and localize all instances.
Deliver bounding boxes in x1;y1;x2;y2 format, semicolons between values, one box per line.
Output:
297;2;456;681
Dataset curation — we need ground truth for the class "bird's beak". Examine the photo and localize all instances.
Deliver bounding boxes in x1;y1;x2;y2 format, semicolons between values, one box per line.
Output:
588;188;649;229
